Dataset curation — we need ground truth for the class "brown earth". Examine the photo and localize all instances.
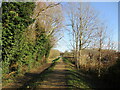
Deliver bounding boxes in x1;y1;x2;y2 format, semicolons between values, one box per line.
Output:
35;58;68;89
2;58;69;89
2;63;51;89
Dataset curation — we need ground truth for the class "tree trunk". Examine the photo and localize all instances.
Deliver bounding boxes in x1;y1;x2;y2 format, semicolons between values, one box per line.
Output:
98;48;102;77
78;33;82;69
75;36;79;69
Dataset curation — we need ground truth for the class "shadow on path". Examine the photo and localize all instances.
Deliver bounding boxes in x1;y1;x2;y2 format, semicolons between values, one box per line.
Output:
17;57;70;89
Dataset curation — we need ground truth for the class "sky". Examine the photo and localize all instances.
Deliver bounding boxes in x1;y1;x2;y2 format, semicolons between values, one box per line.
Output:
91;2;118;41
53;2;118;52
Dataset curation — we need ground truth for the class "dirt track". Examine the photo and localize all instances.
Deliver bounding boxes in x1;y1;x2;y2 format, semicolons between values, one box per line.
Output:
34;58;68;89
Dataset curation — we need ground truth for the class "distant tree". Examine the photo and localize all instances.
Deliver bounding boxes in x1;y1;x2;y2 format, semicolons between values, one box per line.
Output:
49;49;60;59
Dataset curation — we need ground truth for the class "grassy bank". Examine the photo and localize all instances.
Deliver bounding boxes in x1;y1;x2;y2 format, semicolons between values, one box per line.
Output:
63;57;92;89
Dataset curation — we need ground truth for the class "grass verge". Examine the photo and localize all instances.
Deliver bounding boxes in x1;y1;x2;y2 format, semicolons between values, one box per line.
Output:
63;57;93;89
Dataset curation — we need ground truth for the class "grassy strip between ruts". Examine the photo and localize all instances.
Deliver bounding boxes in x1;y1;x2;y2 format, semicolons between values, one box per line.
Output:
63;57;93;90
19;57;60;90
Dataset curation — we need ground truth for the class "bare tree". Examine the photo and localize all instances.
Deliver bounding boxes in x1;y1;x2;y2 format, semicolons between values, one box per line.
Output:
107;37;117;51
94;24;107;77
67;3;99;69
27;2;63;48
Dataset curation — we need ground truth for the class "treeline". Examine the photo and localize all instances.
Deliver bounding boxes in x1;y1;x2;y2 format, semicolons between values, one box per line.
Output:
64;3;118;77
2;2;62;85
62;3;119;88
63;49;118;69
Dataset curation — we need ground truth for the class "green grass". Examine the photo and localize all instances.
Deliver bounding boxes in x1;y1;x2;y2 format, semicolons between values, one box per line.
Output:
52;57;60;63
67;69;92;89
63;57;92;89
